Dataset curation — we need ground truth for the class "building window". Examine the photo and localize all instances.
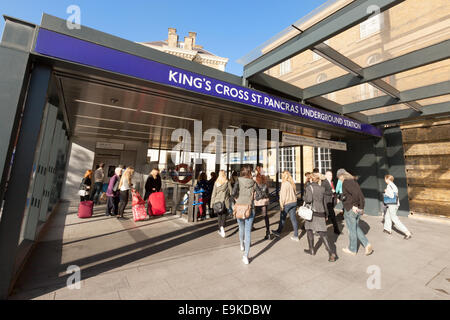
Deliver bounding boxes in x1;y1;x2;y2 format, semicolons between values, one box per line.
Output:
314;147;331;174
279;59;291;76
361;54;382;99
360;12;382;39
316;73;335;101
279;147;296;181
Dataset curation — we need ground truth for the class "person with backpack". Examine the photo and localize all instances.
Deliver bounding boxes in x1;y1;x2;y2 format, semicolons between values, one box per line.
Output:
303;173;337;262
383;174;412;239
211;170;231;238
272;171;299;241
106;167;123;216
232;165;256;265
337;169;374;256
79;170;93;202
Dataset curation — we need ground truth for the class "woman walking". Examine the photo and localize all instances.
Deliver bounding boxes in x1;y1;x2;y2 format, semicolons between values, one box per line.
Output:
118;166;134;219
211;170;231;238
383;174;412;239
105;167;122;216
337;169;374;256
254;170;271;240
272;171;299;241
79;170;93;202
144;168;162;201
303;173;337;262
232;165;256;265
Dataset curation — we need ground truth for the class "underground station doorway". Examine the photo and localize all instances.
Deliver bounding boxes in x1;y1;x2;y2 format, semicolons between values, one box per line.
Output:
52;64;368;222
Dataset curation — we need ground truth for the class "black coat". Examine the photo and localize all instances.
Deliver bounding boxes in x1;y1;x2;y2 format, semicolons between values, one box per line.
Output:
342;179;365;212
144;175;162;200
321;179;335;204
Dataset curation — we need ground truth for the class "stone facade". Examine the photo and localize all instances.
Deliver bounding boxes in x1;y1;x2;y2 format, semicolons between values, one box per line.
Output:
139;28;228;71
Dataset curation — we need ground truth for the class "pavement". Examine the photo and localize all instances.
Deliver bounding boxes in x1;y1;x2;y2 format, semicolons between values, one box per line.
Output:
8;201;450;300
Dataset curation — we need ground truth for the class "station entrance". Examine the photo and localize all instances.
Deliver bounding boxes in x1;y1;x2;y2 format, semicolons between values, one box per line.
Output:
0;13;403;298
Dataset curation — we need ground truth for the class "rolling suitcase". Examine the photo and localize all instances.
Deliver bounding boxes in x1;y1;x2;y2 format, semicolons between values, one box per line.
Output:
131;189;147;221
78;200;94;218
148;192;166;216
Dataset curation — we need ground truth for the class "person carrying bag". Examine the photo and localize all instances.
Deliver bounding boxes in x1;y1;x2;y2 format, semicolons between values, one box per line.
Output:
211;170;231;238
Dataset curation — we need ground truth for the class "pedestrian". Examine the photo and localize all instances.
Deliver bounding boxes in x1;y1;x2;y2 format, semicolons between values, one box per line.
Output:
337;169;373;256
211;170;231;238
91;163;105;204
305;172;312;188
117;166;134;219
207;172;218;216
105;167;122;216
232;165;256;265
322;170;340;234
272;171;299;241
254;166;271;240
303;173;337;262
144;168;162;201
383;174;412;239
228;170;239;216
195;172;209;220
79;170;93;202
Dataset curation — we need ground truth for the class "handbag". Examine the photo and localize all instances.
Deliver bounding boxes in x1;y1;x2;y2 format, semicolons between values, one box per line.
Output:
297;186;313;221
233;204;251;219
78;189;88;196
213;201;226;214
383;185;398;204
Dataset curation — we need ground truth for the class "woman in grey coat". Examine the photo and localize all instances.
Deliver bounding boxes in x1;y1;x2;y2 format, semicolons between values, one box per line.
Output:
231;165;255;265
211;170;231;238
304;173;337;262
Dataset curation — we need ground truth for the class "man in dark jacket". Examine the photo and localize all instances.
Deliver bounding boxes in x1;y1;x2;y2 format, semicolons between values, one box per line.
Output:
322;170;340;234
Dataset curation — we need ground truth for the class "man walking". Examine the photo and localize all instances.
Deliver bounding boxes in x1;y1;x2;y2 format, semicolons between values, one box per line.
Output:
322;170;340;234
92;163;105;204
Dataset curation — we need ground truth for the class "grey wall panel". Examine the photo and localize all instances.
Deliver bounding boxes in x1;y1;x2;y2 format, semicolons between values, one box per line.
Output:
0;47;30;212
0;65;51;299
21;103;57;241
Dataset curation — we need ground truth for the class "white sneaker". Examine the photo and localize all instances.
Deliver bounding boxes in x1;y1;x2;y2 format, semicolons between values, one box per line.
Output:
220;227;226;238
242;256;249;265
290;236;299;242
240;244;245;251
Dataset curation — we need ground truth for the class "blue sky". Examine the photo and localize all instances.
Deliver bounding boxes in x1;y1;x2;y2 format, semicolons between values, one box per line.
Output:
1;0;328;76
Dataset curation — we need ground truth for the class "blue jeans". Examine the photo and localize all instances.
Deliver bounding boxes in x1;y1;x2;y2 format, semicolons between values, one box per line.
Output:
237;207;255;257
344;209;369;253
276;202;298;237
91;182;103;203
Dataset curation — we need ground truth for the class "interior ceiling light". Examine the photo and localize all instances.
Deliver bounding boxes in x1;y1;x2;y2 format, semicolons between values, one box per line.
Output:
75;99;198;121
75;115;126;123
76;124;118;131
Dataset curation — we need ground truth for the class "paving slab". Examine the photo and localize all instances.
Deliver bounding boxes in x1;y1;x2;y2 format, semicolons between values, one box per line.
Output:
8;202;450;300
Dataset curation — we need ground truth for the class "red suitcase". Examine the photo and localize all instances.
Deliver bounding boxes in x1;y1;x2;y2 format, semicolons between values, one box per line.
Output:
78;200;94;218
148;192;166;216
132;204;147;222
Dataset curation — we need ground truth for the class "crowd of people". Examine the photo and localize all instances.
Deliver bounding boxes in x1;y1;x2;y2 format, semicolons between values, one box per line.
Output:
79;162;412;265
79;164;162;220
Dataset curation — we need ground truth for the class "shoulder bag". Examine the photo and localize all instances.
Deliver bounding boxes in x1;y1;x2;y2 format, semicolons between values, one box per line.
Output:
297;185;313;221
383;184;398;205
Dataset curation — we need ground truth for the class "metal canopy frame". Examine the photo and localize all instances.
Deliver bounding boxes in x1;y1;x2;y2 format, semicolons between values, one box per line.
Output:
243;0;450;126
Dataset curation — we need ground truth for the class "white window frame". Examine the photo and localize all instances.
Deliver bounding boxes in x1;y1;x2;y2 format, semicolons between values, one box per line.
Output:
279;59;291;76
360;13;382;39
279;147;296;182
314;147;332;174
